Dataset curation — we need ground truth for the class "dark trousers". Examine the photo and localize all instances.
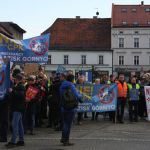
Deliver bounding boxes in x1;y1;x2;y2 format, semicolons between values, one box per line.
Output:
41;97;47;119
61;111;75;142
24;103;35;132
138;96;147;118
109;111;116;122
117;98;126;122
0;102;8;141
35;101;42;127
77;112;83;123
129;101;138;122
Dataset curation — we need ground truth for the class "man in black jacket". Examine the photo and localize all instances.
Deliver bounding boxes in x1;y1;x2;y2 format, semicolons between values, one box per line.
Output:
6;74;25;148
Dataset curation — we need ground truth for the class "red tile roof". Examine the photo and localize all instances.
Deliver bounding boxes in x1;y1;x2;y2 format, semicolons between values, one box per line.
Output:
112;3;150;27
42;18;111;51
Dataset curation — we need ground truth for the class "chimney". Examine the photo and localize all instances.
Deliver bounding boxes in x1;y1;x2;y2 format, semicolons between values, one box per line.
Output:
93;16;97;19
76;16;80;19
141;1;144;5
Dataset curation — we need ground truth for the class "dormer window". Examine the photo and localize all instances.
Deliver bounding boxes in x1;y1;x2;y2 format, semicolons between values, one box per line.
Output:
131;8;136;12
145;8;150;12
121;8;127;12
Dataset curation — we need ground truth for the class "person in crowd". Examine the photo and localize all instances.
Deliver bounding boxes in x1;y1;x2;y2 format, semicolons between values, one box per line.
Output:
101;75;110;84
108;74;116;123
95;75;110;121
34;76;43;128
128;77;140;122
60;73;83;146
116;74;128;123
6;74;25;148
24;75;40;135
76;72;86;125
92;78;100;121
139;74;149;119
38;66;48;119
48;76;62;131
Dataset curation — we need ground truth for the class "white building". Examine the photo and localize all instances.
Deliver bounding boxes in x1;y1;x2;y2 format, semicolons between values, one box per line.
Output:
42;17;113;80
112;2;150;78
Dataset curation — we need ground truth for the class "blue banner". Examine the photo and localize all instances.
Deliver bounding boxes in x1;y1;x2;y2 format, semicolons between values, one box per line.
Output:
0;56;10;101
76;84;117;112
0;33;50;63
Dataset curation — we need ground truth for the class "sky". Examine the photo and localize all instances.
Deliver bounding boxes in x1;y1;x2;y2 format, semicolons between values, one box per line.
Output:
0;0;149;39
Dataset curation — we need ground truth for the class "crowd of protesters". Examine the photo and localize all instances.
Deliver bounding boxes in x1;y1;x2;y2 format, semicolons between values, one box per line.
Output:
0;66;150;147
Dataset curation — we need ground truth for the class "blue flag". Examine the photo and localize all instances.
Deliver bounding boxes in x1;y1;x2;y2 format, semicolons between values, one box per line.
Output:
0;33;50;63
0;56;10;101
56;65;66;73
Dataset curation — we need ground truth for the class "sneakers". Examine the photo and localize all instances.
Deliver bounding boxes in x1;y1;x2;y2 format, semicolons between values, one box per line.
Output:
5;142;16;148
63;142;74;146
5;141;25;148
16;141;25;146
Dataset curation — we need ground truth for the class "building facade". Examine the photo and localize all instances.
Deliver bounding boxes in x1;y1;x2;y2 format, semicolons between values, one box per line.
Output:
112;2;150;78
42;17;113;79
0;22;26;40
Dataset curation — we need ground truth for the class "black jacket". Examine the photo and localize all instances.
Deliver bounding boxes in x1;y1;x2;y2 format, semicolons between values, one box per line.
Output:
11;82;25;112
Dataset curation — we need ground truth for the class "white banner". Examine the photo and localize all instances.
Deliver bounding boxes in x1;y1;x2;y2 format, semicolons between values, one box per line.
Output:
144;86;150;121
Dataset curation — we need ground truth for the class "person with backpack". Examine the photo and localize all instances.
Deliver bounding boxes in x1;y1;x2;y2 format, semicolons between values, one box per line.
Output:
60;73;83;146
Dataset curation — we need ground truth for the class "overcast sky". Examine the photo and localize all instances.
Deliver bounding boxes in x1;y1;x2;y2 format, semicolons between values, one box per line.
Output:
0;0;149;39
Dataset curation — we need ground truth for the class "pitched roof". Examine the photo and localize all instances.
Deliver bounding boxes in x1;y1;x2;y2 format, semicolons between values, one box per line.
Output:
42;18;111;51
0;24;13;38
0;22;26;33
112;3;150;27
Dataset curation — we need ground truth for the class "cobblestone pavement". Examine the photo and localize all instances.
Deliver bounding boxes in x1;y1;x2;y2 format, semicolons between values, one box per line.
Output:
0;116;150;150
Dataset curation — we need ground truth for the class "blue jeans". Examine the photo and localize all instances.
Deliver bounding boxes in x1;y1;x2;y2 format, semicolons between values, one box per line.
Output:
61;111;75;142
11;112;24;143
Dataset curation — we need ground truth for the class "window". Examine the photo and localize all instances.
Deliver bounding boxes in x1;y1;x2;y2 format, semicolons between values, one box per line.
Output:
48;55;51;64
99;55;103;65
119;38;124;48
145;8;150;12
122;21;127;25
133;22;139;26
81;55;86;64
119;31;123;34
119;56;124;65
134;56;139;65
121;8;127;12
131;8;136;12
148;21;150;25
64;55;69;65
134;38;139;48
134;31;139;34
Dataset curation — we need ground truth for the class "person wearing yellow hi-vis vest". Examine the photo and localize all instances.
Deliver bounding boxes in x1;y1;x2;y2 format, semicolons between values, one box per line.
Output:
128;77;140;122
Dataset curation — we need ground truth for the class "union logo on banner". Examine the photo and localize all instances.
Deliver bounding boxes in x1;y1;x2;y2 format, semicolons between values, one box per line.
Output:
29;37;49;56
